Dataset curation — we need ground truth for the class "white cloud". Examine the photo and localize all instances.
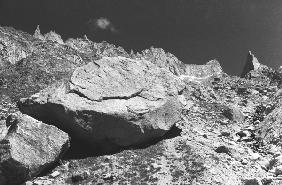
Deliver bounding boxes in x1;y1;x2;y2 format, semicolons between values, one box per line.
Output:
86;17;118;33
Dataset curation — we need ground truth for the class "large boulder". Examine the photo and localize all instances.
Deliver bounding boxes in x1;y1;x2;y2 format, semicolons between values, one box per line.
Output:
0;112;70;185
19;56;185;148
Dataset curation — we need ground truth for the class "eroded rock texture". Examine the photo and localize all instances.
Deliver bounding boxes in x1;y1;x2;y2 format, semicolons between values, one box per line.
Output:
19;56;185;147
185;59;223;79
1;26;282;185
0;26;34;66
241;51;282;87
0;113;70;185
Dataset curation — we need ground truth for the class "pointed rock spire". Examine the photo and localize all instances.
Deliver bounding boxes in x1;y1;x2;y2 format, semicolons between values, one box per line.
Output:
278;66;282;74
33;25;45;40
241;51;262;77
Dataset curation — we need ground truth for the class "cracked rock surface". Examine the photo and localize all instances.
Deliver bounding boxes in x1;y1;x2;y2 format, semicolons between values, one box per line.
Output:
19;56;185;147
1;26;282;185
0;112;70;185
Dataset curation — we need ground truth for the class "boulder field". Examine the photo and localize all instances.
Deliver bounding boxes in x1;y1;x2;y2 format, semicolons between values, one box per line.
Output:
1;26;282;184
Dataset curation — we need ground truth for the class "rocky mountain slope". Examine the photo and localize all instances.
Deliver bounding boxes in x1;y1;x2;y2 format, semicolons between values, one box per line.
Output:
0;25;282;185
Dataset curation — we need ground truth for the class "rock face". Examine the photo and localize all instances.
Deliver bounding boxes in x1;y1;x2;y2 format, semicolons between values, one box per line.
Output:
136;47;187;76
0;26;34;66
258;101;282;146
184;59;223;80
19;56;185;147
0;112;70;185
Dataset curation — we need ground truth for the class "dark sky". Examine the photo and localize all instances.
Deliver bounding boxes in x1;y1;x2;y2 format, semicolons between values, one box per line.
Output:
0;0;281;75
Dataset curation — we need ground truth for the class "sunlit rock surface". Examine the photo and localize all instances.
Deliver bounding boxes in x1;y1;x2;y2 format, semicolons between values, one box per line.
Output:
19;56;184;147
0;26;282;185
0;112;70;185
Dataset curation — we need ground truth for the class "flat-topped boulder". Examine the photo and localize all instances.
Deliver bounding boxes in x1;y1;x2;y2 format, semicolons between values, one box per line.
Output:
0;112;70;185
19;56;185;148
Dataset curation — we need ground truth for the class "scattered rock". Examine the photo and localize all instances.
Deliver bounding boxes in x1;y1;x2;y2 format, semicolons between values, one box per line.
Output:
71;171;89;183
250;152;261;161
275;165;282;176
222;105;245;122
215;146;231;155
241;159;248;165
258;159;270;170
220;131;231;137
236;130;249;138
243;178;261;185
261;178;273;185
50;171;60;178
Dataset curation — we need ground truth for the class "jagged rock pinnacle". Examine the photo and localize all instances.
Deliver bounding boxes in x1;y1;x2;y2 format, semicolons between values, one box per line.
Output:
33;25;45;40
241;51;261;77
278;66;282;73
